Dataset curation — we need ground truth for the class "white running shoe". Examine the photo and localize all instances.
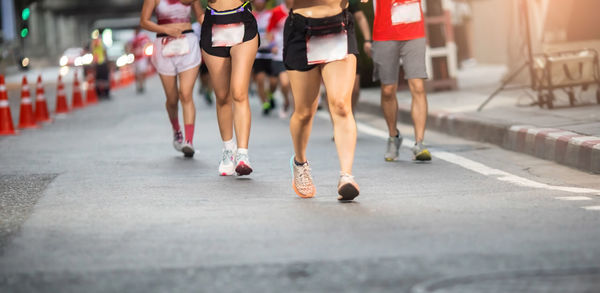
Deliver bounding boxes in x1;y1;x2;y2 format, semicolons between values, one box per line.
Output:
235;152;253;176
181;141;195;158
173;130;184;152
218;148;236;176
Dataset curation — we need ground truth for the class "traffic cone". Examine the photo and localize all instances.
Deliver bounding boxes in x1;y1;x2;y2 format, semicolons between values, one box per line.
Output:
0;75;17;135
110;68;117;89
55;75;69;114
71;72;85;109
18;76;38;129
86;73;98;104
34;75;52;123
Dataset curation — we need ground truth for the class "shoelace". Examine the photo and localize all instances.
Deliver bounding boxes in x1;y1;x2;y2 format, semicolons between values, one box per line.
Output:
222;149;234;163
297;164;313;190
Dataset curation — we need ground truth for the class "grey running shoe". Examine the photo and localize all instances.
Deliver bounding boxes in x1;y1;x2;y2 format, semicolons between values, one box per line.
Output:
290;156;315;198
218;148;236;176
337;172;360;201
384;134;403;161
173;130;184;152
412;142;432;161
235;152;253;176
181;141;195;158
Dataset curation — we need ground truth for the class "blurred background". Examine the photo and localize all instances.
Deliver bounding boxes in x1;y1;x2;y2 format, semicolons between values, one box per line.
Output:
1;0;600;90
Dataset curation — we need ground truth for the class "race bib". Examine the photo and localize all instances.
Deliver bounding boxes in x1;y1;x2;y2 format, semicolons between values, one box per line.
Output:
212;23;245;47
391;1;422;25
161;36;190;57
306;31;348;65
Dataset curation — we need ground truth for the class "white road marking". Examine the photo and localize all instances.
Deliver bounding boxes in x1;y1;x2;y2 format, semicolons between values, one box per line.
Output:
340;114;600;196
555;196;592;201
582;206;600;211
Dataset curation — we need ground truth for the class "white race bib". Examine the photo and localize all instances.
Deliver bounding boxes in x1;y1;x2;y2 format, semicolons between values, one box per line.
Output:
212;23;245;47
306;32;348;65
161;36;190;57
391;1;422;25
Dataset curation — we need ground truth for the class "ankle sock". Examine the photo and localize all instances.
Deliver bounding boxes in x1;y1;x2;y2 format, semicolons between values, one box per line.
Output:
237;148;248;155
223;139;236;151
184;124;194;143
294;158;307;166
170;118;181;132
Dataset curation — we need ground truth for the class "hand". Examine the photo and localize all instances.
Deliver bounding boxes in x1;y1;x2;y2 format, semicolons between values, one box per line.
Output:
271;46;279;54
163;26;183;38
363;41;372;58
361;0;369;3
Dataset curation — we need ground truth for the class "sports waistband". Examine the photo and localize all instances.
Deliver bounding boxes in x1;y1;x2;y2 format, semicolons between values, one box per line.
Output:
156;29;194;38
207;1;251;15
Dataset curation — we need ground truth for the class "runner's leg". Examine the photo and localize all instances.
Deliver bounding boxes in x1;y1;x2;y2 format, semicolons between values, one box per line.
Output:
177;66;199;144
408;78;427;143
229;36;258;149
202;50;233;142
321;55;357;175
288;67;322;163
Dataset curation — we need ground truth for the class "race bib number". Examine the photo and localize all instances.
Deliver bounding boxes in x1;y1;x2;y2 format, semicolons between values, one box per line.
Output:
212;23;245;47
161;36;190;57
391;1;422;25
306;32;348;65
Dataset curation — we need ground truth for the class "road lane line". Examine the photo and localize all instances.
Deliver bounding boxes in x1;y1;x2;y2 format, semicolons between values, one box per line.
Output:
555;196;592;201
336;113;600;196
582;206;600;211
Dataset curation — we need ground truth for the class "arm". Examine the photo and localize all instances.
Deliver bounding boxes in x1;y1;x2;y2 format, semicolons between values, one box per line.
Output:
192;0;205;24
139;0;183;37
353;10;373;57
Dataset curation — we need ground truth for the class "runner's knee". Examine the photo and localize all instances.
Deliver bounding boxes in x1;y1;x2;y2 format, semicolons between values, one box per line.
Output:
293;108;315;124
329;98;352;117
231;88;248;103
381;85;397;99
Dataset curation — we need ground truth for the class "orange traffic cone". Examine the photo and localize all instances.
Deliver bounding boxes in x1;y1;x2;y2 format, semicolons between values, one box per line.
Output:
34;75;52;123
18;76;38;129
0;75;17;135
110;68;117;89
86;73;98;105
55;75;69;114
72;72;85;109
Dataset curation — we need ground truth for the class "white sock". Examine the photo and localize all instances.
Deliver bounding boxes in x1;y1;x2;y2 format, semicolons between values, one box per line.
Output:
223;139;236;150
237;148;248;155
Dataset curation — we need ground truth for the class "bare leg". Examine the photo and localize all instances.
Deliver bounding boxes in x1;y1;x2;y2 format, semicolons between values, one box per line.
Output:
322;55;357;174
255;71;268;104
278;71;292;112
351;74;360;114
202;49;233;141
229;36;258;149
177;66;199;126
288;67;322;163
380;83;399;137
158;74;180;129
408;78;427;143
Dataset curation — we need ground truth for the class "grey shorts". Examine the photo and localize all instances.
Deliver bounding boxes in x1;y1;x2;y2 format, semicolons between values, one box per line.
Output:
372;38;428;84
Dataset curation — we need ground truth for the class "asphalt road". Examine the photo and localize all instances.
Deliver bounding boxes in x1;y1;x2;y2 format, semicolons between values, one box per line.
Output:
1;76;599;292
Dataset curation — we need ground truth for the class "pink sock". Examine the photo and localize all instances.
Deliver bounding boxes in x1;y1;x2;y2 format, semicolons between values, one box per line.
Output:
184;124;194;143
170;118;180;132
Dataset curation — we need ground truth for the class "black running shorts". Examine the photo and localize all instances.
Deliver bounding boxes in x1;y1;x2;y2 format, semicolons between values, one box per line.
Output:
200;2;259;58
283;10;358;72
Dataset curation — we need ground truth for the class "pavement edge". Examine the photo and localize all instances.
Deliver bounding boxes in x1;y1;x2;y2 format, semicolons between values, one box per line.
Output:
356;100;600;174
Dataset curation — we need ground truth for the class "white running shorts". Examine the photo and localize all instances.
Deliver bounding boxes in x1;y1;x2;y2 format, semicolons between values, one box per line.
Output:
151;33;201;76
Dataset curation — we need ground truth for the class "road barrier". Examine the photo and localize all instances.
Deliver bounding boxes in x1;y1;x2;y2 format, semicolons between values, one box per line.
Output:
71;72;85;109
18;76;37;129
0;75;17;135
34;75;52;123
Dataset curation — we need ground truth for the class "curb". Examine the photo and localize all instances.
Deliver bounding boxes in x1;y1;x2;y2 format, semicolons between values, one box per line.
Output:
356;100;600;174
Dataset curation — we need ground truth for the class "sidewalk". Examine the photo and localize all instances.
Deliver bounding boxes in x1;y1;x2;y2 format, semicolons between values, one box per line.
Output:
357;65;600;173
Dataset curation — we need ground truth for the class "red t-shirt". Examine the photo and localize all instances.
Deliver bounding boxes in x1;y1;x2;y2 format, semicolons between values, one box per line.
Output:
373;0;425;41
